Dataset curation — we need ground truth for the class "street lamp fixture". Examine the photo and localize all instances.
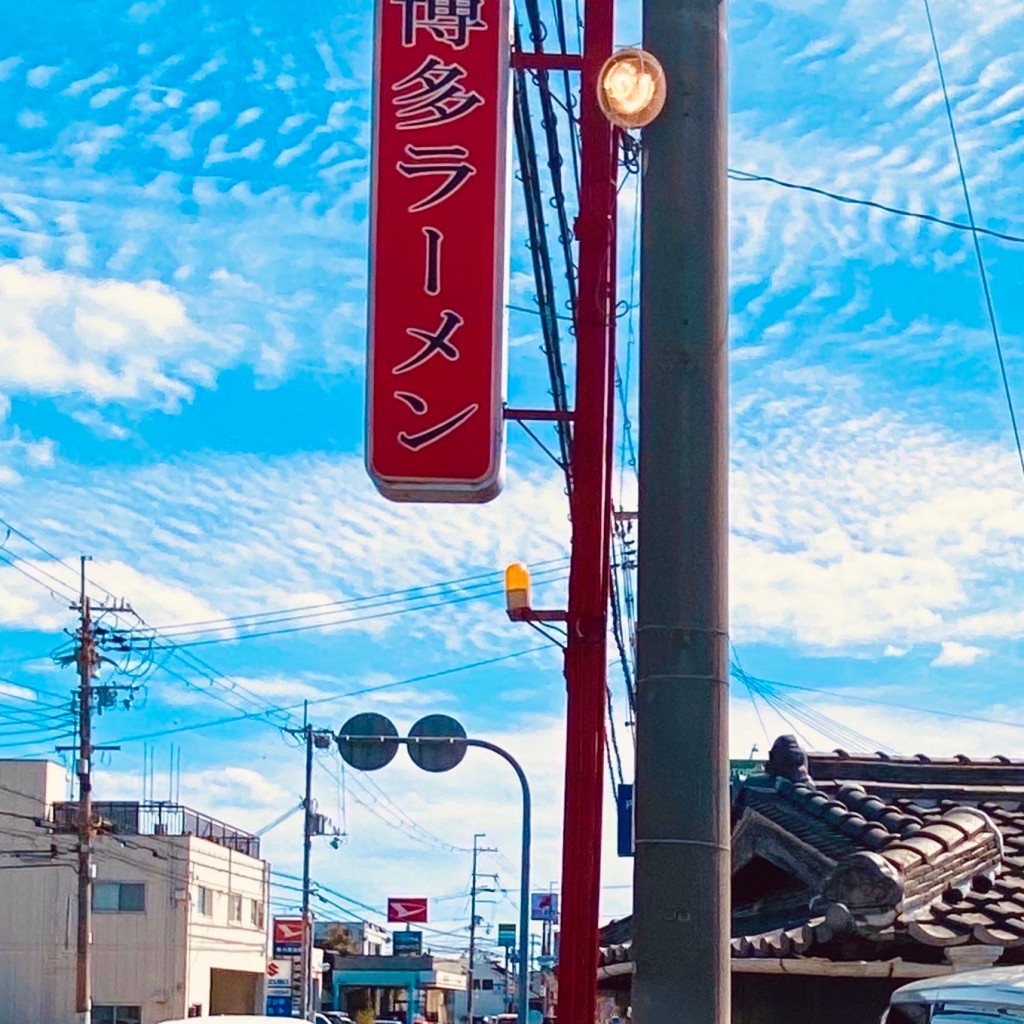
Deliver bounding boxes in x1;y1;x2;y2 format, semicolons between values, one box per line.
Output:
503;561;567;623
597;48;667;129
504;562;531;615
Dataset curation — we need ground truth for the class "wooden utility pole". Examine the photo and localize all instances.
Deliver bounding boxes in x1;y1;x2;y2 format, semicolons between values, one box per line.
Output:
75;555;94;1024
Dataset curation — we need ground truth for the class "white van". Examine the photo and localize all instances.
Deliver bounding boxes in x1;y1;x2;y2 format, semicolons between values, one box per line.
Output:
883;965;1024;1022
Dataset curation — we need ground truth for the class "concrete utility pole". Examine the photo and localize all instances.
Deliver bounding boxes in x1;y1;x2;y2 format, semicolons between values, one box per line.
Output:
289;705;334;1019
466;832;494;1023
301;702;315;1021
631;0;730;1022
75;556;94;1024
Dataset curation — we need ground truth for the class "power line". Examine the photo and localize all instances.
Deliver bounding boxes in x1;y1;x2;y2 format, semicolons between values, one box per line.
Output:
728;169;1024;246
767;676;1024;736
919;0;1024;482
144;558;570;638
106;646;548;746
146;573;568;650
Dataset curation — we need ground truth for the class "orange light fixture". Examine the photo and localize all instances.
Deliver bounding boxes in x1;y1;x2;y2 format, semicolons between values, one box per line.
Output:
597;48;666;130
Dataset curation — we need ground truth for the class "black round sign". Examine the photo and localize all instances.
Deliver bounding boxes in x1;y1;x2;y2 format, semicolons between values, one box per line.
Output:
408;714;468;773
336;712;400;771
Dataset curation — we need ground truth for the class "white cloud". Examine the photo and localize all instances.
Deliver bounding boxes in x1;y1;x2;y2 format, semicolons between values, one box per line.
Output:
190;56;226;82
69;408;131;441
189;99;221;124
0;57;23;81
16;110;47;129
62;65;118;98
26;65;60;88
234;106;263;128
90;86;127;109
127;0;166;21
279;113;311;134
931;641;989;668
0;258;234;409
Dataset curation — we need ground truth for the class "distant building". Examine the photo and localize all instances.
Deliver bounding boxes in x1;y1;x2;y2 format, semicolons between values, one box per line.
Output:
326;952;465;1023
451;954;512;1021
316;919;393;956
0;759;270;1024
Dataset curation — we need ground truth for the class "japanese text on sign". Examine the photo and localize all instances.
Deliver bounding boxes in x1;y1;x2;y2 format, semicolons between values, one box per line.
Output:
366;0;510;502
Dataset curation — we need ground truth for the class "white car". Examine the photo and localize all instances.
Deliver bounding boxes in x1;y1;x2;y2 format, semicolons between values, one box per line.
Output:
883;965;1024;1022
158;1018;292;1023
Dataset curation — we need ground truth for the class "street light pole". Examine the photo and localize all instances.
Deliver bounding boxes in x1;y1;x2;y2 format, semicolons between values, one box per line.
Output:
336;729;531;1024
631;0;730;1022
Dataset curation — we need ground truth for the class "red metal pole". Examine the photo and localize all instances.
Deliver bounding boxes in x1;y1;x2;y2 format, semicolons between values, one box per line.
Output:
558;0;617;1018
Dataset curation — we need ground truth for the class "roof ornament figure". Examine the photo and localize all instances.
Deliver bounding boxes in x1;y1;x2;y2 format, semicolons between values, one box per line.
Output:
765;734;813;786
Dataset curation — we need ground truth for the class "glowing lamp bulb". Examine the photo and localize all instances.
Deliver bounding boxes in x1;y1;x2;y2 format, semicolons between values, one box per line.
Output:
504;562;532;613
597;48;666;129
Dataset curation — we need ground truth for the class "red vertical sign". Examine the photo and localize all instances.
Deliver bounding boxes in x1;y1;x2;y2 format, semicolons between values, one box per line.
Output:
367;0;511;503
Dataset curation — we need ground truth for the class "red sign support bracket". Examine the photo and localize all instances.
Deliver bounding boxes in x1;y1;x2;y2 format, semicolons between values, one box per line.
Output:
503;407;575;422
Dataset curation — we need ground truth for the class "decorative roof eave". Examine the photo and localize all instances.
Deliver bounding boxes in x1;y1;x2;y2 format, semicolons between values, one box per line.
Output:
597;957;955;982
732;805;836;889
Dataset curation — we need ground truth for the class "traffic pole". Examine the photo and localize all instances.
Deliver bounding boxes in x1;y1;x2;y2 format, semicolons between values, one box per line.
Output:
631;0;730;1021
558;0;618;1018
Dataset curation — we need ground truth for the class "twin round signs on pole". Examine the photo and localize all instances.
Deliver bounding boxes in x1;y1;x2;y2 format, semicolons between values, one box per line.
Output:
366;0;510;503
337;712;468;773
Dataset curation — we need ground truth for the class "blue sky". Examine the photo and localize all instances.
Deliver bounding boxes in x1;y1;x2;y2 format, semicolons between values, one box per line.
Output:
1;0;1023;950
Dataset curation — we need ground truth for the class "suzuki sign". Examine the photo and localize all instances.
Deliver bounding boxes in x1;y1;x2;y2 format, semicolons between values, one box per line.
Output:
366;0;511;502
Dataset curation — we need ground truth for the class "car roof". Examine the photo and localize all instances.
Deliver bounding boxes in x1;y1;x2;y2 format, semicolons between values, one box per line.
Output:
891;966;1024;1007
158;1017;291;1023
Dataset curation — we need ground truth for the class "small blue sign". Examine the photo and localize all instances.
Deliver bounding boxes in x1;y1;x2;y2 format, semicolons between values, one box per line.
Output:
265;995;293;1017
394;929;423;956
617;783;634;857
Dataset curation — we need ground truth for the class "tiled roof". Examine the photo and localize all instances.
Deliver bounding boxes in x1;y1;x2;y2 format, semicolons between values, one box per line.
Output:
599;741;1024;967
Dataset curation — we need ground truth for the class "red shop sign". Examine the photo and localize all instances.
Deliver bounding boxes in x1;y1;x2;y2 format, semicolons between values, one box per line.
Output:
366;0;511;503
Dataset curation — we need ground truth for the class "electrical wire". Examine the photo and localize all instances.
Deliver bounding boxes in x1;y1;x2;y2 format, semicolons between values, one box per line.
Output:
105;646;548;746
918;0;1024;482
144;558;570;638
146;572;568;650
727;169;1024;246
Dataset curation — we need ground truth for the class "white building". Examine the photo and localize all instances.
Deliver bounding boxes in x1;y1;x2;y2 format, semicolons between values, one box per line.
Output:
452;955;513;1021
0;759;271;1024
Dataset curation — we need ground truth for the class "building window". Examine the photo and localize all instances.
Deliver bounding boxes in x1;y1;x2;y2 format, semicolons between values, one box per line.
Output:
248;898;264;928
93;882;145;913
473;980;494;991
197;885;214;916
93;1006;142;1024
229;894;243;923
